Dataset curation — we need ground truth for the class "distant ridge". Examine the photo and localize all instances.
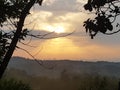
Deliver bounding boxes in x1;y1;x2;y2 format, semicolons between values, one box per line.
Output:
7;57;120;78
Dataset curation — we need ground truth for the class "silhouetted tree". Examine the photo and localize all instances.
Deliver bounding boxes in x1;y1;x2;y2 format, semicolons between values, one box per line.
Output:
83;0;120;39
0;0;72;79
0;0;43;78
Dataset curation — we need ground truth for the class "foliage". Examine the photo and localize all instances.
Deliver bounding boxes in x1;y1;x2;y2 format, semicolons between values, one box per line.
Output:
0;0;43;78
5;69;119;90
77;75;118;90
0;31;9;60
83;0;120;39
0;0;27;26
0;0;42;26
22;74;119;90
0;79;31;90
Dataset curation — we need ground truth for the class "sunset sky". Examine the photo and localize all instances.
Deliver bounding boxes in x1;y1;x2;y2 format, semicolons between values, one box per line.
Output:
13;0;120;61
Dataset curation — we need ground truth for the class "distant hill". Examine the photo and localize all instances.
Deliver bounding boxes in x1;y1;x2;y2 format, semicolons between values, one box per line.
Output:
7;57;120;78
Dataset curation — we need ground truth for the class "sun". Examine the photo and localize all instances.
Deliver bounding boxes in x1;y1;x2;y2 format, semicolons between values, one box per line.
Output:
54;26;65;33
44;25;65;33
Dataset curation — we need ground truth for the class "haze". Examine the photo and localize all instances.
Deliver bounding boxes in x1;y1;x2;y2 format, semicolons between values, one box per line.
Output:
13;0;120;61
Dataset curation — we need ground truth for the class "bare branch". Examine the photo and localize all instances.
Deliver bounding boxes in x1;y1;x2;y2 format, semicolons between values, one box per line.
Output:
104;29;120;35
27;31;75;39
19;41;37;47
33;46;43;57
17;46;54;69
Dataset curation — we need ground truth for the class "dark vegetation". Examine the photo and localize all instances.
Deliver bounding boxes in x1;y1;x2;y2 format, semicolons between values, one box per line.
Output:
83;0;120;39
29;75;119;90
0;0;43;78
0;78;31;90
5;68;119;90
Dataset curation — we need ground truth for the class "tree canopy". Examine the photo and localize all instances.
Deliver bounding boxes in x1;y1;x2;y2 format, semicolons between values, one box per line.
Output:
0;0;72;78
83;0;120;39
0;0;43;78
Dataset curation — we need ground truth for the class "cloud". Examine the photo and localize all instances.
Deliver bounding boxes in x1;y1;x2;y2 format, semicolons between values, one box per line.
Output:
27;0;90;33
34;0;84;13
27;0;120;47
15;0;120;60
26;9;90;34
43;0;56;6
76;0;88;4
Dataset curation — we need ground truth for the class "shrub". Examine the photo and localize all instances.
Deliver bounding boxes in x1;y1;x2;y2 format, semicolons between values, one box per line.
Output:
0;79;31;90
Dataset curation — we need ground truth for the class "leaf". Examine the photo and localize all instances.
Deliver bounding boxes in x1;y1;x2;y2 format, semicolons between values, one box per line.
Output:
84;4;93;11
37;0;43;5
116;23;120;27
107;24;113;31
100;28;107;33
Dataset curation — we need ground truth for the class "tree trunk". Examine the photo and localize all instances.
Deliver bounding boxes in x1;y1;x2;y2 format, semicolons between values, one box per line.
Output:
118;81;120;90
0;0;36;79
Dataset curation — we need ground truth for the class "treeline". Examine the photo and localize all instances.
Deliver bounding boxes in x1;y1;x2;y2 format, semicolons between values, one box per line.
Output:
5;69;119;90
0;79;31;90
29;75;119;90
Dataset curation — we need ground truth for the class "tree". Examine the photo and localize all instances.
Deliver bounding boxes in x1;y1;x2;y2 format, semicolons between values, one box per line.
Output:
0;0;72;79
83;0;120;39
0;0;44;78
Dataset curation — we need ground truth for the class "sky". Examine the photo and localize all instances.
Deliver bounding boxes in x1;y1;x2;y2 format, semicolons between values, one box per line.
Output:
13;0;120;61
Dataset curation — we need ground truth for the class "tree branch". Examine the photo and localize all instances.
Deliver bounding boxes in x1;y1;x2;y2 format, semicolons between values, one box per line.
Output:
104;29;120;35
17;46;54;69
27;31;75;39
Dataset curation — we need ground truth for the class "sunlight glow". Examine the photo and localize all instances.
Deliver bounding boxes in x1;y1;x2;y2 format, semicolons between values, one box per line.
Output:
31;38;84;60
45;25;65;33
54;26;65;33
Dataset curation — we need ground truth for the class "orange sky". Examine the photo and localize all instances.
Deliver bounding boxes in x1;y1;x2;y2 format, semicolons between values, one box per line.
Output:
13;0;120;61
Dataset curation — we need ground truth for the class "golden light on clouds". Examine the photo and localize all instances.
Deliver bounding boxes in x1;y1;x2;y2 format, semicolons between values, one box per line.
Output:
43;25;66;33
13;0;120;61
25;9;88;32
14;35;120;61
53;26;65;33
31;38;85;60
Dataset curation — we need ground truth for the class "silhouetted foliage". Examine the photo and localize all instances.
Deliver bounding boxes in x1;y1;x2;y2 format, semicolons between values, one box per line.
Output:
5;69;119;90
0;79;31;90
84;0;120;39
0;31;10;60
0;0;42;26
0;0;72;79
0;0;43;78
